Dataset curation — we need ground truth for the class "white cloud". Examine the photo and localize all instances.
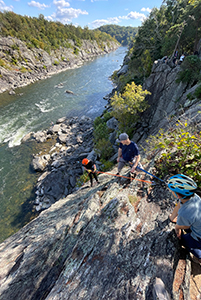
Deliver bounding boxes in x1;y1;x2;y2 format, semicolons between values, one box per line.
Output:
0;0;13;11
90;10;147;29
125;11;146;21
141;7;152;13
50;7;88;23
45;15;54;21
28;1;50;10
91;17;120;28
53;0;70;8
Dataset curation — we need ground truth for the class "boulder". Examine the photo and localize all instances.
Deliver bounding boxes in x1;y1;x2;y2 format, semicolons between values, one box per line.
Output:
106;117;118;130
33;131;47;143
58;134;68;144
31;155;50;171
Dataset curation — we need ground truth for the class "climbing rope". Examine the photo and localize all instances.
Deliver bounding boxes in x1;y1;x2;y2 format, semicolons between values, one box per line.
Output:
96;170;152;184
136;167;166;183
81;165;165;186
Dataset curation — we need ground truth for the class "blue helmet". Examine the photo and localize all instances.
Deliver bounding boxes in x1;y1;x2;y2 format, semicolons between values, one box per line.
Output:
168;174;197;196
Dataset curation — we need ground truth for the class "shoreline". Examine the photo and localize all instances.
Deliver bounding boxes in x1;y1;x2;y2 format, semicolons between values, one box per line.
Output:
0;37;120;94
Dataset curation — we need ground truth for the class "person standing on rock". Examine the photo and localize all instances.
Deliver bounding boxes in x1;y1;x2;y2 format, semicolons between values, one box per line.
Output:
116;133;142;176
168;174;201;265
82;158;99;187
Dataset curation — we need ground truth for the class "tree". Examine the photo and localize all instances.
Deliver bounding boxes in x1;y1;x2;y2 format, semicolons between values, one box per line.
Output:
110;82;151;133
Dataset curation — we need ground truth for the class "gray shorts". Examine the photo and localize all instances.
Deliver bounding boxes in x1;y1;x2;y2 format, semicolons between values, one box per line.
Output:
118;157;142;173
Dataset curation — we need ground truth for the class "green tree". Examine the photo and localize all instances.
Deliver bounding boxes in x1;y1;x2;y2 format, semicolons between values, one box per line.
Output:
0;11;118;52
176;55;201;85
96;24;138;46
110;82;151;132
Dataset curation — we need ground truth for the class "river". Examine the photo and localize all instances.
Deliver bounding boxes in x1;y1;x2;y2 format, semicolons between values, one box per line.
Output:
0;46;127;243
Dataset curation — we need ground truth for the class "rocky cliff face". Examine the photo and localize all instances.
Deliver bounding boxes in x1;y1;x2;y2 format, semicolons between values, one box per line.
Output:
0;36;119;93
0;162;190;300
0;57;201;300
128;59;201;146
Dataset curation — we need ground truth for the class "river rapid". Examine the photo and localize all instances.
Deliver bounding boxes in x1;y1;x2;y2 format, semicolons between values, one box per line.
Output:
0;47;127;243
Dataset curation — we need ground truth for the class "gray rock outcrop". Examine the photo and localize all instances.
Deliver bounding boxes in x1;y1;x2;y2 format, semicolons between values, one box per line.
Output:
0;162;191;300
28;116;97;211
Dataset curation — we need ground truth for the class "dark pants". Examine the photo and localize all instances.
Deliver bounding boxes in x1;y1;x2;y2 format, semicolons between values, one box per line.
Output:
181;229;201;259
88;172;98;186
117;157;142;173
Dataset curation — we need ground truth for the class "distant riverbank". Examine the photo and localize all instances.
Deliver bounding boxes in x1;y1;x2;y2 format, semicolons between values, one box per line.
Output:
0;37;120;94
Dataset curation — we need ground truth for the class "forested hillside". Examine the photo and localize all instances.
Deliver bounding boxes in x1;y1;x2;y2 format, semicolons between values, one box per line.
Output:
117;0;201;86
0;11;117;53
97;25;138;46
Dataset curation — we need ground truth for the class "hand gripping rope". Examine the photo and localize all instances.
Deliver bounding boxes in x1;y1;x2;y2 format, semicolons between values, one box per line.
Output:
136;167;166;183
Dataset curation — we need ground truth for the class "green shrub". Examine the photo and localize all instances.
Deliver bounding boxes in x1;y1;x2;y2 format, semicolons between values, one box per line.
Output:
144;119;201;188
176;55;201;86
11;57;18;65
76;172;89;187
94;138;114;160
102;111;112;122
187;93;195;101
94;116;104;128
0;59;5;67
73;47;79;55
194;84;201;99
11;44;19;50
26;42;34;49
93;122;109;143
74;38;82;48
53;60;59;65
20;66;27;73
31;38;40;48
111;70;118;84
99;160;114;172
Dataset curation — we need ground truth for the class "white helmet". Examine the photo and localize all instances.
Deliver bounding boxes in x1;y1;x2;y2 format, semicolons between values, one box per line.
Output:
168;174;197;196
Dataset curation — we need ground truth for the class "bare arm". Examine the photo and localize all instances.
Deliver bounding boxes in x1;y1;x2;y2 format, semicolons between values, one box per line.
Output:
169;201;180;221
130;154;141;172
175;224;190;239
117;148;122;162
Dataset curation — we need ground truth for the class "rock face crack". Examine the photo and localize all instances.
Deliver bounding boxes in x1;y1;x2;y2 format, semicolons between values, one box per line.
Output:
6;252;24;277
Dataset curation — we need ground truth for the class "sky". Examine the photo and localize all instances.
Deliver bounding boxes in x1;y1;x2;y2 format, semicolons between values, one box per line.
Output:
0;0;163;29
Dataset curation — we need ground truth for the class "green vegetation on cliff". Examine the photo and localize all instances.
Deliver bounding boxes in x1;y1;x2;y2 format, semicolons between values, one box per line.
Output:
0;11;118;52
118;0;201;86
96;25;138;46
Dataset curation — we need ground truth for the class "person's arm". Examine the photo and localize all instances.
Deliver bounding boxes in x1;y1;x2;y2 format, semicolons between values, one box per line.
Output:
169;201;180;222
130;154;140;172
175;224;190;239
117;148;122;162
